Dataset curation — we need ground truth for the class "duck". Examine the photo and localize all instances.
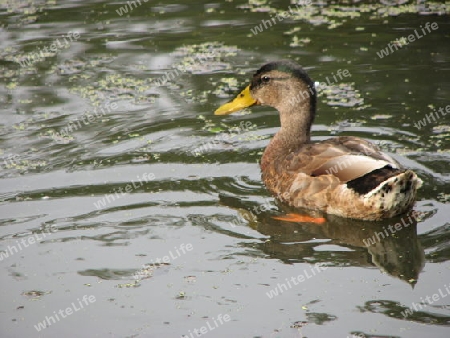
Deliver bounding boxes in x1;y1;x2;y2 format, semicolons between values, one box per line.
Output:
214;60;422;221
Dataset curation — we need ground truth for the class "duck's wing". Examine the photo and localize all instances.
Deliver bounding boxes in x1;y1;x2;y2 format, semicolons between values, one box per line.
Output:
299;136;401;183
330;136;400;166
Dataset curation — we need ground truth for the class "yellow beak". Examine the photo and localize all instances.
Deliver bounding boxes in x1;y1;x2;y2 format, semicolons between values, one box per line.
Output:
214;85;257;115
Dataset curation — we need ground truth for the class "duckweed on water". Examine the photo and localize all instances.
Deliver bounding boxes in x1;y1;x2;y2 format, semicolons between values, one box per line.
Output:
173;42;238;74
66;42;240;108
317;82;365;109
22;290;50;300
236;1;449;30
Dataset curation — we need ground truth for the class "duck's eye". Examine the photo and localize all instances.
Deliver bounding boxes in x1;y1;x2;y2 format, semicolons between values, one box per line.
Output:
261;75;270;83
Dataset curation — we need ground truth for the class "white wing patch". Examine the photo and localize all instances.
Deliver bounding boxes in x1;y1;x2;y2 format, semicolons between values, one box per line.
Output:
313;155;397;182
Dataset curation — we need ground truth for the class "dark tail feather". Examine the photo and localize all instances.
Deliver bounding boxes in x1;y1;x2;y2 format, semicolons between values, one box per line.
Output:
347;165;402;195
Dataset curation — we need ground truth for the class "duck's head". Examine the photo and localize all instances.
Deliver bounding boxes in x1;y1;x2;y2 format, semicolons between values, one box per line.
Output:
214;61;317;131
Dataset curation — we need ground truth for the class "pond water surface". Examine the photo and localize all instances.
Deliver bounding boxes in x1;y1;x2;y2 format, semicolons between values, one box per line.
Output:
0;1;449;337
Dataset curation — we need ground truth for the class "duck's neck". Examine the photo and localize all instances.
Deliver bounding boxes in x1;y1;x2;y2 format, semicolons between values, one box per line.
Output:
261;97;314;169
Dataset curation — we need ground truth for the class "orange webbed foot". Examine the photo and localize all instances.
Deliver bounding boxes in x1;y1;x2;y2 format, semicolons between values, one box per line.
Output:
272;213;326;224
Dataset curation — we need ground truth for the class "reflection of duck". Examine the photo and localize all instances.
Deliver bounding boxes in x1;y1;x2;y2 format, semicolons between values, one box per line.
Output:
219;195;424;285
304;212;424;286
215;61;422;220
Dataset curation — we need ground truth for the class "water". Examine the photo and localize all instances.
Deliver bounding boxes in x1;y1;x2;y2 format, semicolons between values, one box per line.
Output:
1;1;449;337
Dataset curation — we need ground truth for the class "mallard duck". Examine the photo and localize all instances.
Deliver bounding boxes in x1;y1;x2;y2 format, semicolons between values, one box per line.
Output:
214;60;422;221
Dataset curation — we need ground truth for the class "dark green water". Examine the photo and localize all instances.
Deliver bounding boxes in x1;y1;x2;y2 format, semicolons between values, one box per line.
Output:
0;1;449;337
